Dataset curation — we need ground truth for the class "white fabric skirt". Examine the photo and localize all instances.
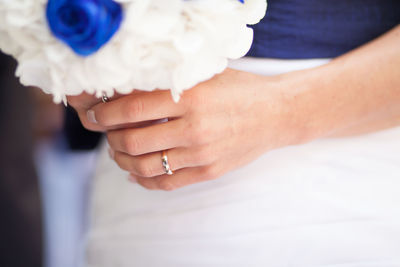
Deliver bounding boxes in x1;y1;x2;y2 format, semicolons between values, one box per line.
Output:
86;58;400;267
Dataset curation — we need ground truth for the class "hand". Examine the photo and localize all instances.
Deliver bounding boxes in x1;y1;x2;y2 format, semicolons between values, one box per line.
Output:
68;25;400;191
85;68;304;191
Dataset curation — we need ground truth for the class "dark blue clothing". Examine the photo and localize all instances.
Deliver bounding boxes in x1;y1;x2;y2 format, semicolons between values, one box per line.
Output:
247;0;400;59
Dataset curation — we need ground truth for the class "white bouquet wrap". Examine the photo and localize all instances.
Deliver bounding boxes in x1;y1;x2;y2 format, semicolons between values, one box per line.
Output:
0;0;267;102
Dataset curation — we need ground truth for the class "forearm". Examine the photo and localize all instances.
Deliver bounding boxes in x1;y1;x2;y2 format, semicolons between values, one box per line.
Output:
283;25;400;141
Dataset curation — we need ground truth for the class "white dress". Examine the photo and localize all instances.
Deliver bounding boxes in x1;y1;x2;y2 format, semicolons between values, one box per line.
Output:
85;58;400;267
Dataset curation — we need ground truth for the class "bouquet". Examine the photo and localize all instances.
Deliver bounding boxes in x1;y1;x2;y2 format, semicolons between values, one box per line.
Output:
0;0;267;103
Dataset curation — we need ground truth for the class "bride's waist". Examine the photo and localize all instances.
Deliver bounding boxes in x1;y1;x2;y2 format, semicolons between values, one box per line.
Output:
228;57;331;76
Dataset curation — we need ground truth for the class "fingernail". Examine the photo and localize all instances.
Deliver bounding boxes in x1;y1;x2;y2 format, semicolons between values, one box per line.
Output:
108;148;115;160
87;110;97;124
128;175;138;184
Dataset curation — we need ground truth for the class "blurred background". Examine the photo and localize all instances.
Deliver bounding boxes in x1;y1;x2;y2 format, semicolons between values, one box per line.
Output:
0;52;101;267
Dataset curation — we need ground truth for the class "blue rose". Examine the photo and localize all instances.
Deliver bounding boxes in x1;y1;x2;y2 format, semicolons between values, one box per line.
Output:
46;0;123;57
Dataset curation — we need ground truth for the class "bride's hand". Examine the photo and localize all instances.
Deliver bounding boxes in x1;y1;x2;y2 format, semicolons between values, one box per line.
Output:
83;68;305;190
68;26;400;191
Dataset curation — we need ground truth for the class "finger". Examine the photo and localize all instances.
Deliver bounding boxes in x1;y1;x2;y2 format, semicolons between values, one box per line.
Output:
67;92;100;111
73;109;107;133
131;165;221;191
68;92;127;132
83;116;164;133
112;145;217;178
107;119;187;156
88;90;186;127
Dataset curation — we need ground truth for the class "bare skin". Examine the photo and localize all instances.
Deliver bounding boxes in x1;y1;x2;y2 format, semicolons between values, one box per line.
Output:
68;25;400;191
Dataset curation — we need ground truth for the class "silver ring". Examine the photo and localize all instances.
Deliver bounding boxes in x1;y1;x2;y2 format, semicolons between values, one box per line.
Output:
162;151;174;175
102;94;110;103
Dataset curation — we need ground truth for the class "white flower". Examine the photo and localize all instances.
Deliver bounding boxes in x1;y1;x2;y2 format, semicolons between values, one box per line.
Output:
0;0;267;103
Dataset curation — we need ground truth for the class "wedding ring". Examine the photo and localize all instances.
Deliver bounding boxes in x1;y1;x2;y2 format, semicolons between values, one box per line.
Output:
162;151;174;175
102;94;110;103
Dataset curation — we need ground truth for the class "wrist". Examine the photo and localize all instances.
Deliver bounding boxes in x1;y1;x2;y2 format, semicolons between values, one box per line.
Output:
253;72;315;150
273;66;336;146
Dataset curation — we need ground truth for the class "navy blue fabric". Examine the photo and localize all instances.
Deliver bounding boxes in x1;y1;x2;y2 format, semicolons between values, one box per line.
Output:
247;0;400;59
